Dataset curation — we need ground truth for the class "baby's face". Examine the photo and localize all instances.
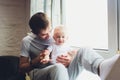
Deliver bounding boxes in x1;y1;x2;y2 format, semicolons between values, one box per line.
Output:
53;32;68;45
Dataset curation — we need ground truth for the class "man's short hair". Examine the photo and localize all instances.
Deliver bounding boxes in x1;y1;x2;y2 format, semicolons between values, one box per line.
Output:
29;12;49;35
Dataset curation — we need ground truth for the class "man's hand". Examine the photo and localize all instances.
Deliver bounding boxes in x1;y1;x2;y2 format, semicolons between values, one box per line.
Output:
56;54;72;67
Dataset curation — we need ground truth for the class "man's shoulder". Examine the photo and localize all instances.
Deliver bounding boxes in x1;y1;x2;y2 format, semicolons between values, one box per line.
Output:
23;35;31;41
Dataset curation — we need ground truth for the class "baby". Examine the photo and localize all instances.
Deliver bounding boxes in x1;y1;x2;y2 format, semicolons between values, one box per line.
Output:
50;25;76;64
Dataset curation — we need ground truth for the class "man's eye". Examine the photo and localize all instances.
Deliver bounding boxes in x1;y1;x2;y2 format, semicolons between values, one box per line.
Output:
57;36;60;38
41;34;47;36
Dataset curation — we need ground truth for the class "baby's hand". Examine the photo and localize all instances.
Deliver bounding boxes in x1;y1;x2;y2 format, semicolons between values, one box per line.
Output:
39;50;51;64
40;55;51;64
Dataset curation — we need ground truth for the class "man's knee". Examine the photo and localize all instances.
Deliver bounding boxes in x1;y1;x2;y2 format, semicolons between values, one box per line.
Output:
52;63;67;72
49;63;69;80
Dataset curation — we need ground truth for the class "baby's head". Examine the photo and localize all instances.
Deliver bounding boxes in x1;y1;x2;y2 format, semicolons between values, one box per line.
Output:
53;25;68;45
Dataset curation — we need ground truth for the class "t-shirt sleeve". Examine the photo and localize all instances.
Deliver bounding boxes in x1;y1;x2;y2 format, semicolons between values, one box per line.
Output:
47;38;54;52
20;38;30;57
47;45;53;52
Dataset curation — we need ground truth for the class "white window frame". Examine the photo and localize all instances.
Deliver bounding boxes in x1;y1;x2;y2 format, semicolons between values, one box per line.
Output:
118;0;120;53
107;0;119;58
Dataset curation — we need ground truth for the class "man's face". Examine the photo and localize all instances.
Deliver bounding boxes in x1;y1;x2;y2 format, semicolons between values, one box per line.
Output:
38;26;52;40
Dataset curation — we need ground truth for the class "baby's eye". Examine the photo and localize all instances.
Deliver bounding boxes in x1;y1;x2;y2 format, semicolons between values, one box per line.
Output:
56;36;61;38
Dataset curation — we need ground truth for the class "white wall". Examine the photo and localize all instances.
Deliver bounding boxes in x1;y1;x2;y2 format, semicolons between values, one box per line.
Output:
0;0;30;56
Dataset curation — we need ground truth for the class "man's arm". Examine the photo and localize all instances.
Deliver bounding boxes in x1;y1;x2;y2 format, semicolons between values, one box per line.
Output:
19;53;46;73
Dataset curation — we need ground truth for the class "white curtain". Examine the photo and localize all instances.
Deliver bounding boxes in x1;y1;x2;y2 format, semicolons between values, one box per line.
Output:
30;0;65;27
45;0;65;27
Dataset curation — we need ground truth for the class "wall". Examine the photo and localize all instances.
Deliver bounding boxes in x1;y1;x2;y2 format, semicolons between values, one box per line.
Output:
0;0;30;56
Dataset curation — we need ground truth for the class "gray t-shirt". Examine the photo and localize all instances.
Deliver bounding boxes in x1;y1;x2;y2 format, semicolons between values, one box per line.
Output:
20;33;52;68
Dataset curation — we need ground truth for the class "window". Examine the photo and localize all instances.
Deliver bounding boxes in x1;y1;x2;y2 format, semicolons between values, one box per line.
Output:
65;0;108;50
30;0;119;56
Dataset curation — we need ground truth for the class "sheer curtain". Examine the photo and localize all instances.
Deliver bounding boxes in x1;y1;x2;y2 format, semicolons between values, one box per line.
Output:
44;0;64;28
30;0;64;28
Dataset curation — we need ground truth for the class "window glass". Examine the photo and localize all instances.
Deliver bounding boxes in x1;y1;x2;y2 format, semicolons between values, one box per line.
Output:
65;0;108;49
30;0;44;16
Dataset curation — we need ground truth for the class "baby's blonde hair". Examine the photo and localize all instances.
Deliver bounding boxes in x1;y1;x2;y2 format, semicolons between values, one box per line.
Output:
53;25;68;36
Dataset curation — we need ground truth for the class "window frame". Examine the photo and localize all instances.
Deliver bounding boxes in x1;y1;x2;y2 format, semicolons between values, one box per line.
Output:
108;0;119;58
